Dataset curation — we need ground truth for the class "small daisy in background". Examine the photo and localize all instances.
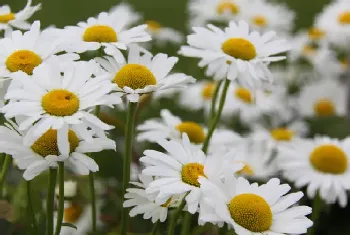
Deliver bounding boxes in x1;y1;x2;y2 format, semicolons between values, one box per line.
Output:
109;3;141;28
0;0;41;31
146;20;184;46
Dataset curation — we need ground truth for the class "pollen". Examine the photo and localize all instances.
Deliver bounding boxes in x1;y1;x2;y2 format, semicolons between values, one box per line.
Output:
31;129;79;157
222;38;257;61
161;197;172;208
83;25;118;43
313;99;335;116
181;163;206;187
310;144;347;174
176;122;206;144
270;128;294;141
216;1;239;15
113;64;157;90
146;20;162;32
5;50;42;75
64;205;83;223
338;12;350;25
202;83;215;100
0;13;15;23
228;194;272;232
235;87;253;104
42;89;80;116
252;15;268;27
308;28;326;40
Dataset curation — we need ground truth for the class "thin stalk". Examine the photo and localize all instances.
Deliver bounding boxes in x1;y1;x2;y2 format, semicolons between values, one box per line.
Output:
219;223;228;235
0;155;12;198
46;168;57;235
202;79;230;154
181;212;192;235
121;102;138;235
167;197;187;235
307;194;323;235
151;221;160;235
54;162;64;235
89;172;97;233
209;80;223;122
27;180;39;235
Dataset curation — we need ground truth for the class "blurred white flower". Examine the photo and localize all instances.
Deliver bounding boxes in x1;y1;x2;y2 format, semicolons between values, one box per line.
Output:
146;20;184;46
109;3;141;27
55;181;78;198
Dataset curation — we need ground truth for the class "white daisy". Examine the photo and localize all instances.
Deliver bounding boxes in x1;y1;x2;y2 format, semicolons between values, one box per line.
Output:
62;12;151;53
140;133;243;214
0;0;41;31
123;175;183;223
146;20;184;46
109;3;141;28
199;176;313;234
55;181;78;198
179;20;291;88
0;121;116;180
0;21;79;79
279;137;350;207
2;60;122;149
298;79;346;117
95;45;195;102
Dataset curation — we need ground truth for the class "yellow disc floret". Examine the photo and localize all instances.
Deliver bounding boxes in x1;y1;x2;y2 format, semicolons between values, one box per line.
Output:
146;20;162;32
161;197;172;208
42;89;80;116
228;194;272;232
338;12;350;25
252;15;268;27
270;128;294;141
235;87;253;103
31;129;79;157
237;163;254;176
216;1;239;15
113;64;157;90
5;50;42;75
64;205;83;223
176;122;206;144
0;13;15;23
310;144;348;174
83;25;118;43
181;163;206;187
222;38;257;61
313;99;335;116
202;83;215;100
308;28;326;40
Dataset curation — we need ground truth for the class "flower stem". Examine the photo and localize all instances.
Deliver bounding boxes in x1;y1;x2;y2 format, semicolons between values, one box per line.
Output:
307;194;323;235
167;197;187;235
46;168;57;235
219;224;228;235
121;102;138;235
0;154;12;198
54;162;64;235
209;80;223;122
27;180;38;235
151;221;160;235
89;172;97;233
181;212;192;235
202;79;230;154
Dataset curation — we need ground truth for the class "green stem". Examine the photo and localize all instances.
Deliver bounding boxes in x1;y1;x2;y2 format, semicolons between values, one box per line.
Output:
121;102;138;235
181;212;192;235
167;197;187;235
46;168;57;235
209;80;223;122
202;79;230;154
151;221;160;235
54;162;64;235
307;194;323;235
89;172;97;233
27;180;39;235
219;223;228;235
0;155;12;198
94;105;101;117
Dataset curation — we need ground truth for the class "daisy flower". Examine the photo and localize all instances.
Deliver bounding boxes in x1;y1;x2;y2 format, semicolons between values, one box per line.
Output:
95;45;195;102
140;133;243;214
0;0;41;31
298;79;346;117
0;121;116;180
179;20;291;88
199;176;313;234
55;181;78;199
62;11;151;53
279;137;350;207
0;21;79;79
123;175;183;223
109;3;141;28
146;20;184;46
2;60;122;148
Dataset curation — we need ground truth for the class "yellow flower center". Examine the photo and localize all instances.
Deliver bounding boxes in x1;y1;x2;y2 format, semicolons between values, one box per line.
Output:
303;45;317;55
340;58;348;70
176;122;206;144
113;64;157;90
235;87;253;103
181;163;206;187
313;99;335;116
83;25;118;43
216;1;239;15
5;50;42;75
31;129;79;157
236;162;254;176
0;13;15;23
252;15;268;27
338;11;350;25
308;28;326;40
64;205;83;223
222;38;257;61
228;194;272;232
310;144;348;174
270;128;294;141
42;89;80;117
161;197;172;208
201;83;215;100
146;20;162;32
